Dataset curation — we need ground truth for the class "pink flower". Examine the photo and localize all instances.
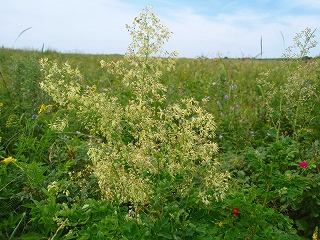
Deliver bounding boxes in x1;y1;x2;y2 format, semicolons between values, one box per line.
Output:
299;161;308;168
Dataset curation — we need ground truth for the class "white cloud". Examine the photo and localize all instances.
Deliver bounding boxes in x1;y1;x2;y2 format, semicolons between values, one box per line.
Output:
1;0;319;58
291;0;320;10
161;8;273;57
158;4;320;58
1;0;137;53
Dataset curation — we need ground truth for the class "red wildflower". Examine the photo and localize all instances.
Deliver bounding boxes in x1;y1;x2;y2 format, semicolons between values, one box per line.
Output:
232;208;239;216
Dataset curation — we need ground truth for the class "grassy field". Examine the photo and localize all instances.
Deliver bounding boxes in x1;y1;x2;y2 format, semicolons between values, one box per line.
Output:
1;45;320;239
1;9;320;239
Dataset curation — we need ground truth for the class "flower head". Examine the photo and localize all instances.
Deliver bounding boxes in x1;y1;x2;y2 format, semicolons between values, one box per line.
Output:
312;226;318;240
38;104;46;115
299;161;308;168
2;157;17;164
232;208;239;216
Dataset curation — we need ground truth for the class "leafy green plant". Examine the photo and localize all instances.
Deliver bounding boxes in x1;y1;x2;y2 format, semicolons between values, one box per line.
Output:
223;135;319;238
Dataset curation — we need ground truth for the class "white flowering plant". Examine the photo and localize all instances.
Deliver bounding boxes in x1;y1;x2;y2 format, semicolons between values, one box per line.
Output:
257;28;319;140
39;6;230;210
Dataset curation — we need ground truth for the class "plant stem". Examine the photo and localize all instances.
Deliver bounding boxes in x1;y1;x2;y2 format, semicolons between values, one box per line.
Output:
276;96;283;141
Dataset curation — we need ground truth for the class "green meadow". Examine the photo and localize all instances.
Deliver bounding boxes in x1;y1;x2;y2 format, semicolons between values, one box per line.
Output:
1;8;320;239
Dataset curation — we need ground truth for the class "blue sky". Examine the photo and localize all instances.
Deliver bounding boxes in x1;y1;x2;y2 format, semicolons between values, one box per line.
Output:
1;0;319;58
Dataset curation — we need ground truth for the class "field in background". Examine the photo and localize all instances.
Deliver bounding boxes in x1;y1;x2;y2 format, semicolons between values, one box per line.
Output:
1;47;320;239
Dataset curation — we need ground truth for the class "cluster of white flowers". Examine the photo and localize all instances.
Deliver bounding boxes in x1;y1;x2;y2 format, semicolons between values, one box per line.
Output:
39;58;82;108
48;117;68;132
40;6;230;208
47;181;59;194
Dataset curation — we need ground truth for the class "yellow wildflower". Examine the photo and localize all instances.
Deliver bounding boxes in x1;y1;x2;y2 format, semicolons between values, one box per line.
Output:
218;222;223;227
0;102;3;107
2;157;17;164
312;226;318;240
38;104;53;114
38;104;46;114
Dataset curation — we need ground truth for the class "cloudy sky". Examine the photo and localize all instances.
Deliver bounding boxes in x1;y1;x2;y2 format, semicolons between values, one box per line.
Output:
1;0;319;58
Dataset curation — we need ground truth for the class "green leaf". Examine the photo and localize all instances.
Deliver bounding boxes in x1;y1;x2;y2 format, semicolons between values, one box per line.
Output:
18;232;46;240
195;224;207;233
295;219;309;231
157;231;172;239
185;227;195;236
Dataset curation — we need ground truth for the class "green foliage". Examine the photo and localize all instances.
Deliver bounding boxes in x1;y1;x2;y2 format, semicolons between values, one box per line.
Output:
0;7;319;240
220;135;320;238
